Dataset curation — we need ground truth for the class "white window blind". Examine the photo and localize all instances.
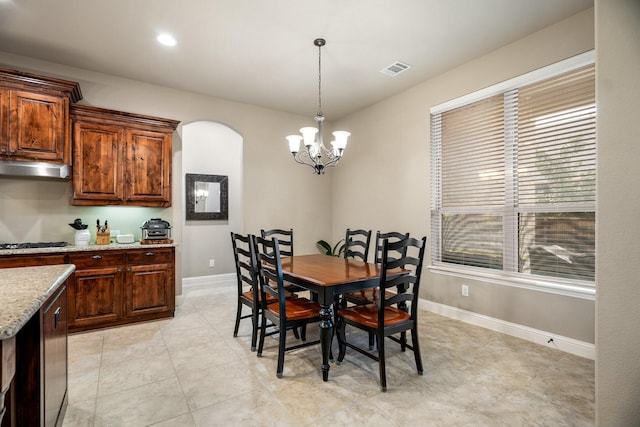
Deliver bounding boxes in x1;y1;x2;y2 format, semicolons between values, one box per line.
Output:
431;59;595;283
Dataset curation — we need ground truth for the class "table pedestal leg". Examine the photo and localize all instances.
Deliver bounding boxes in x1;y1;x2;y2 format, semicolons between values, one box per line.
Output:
319;305;333;381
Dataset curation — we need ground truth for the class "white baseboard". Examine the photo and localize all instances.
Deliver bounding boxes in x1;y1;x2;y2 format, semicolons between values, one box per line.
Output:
182;273;235;288
419;299;595;360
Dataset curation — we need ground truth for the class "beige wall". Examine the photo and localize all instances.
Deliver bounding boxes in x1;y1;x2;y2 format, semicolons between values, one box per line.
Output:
595;0;640;424
332;8;596;343
182;121;243;279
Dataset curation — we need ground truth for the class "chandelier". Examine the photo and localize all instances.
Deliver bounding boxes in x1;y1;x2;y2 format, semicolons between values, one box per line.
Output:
286;38;350;175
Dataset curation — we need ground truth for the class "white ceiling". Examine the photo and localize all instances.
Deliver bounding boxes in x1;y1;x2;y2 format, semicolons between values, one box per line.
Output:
0;0;593;119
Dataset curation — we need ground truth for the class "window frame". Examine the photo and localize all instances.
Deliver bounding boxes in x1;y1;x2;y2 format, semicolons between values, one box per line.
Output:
429;51;596;300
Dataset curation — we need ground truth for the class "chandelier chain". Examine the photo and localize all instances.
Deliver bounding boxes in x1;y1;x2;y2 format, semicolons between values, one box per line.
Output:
317;40;322;117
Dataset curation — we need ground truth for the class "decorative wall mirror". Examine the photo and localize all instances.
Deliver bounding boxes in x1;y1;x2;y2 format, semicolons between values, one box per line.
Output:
186;173;228;220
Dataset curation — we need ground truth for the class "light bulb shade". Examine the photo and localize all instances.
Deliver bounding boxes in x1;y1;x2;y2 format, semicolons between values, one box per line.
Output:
300;127;318;147
332;131;350;150
286;135;303;153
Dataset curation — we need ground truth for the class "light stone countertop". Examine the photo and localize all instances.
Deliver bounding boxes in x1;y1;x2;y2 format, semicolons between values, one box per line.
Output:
0;264;75;339
0;242;177;256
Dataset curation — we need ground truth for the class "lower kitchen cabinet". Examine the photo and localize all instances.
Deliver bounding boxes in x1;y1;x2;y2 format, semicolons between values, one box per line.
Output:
124;249;175;319
67;251;124;332
67;247;175;333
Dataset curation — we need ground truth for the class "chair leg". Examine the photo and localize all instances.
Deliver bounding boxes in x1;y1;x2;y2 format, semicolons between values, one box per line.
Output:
400;331;407;352
378;331;387;392
233;299;242;337
412;326;424;375
368;333;375;350
292;327;301;340
336;315;347;363
257;312;267;357
277;323;287;378
250;307;259;351
301;323;307;342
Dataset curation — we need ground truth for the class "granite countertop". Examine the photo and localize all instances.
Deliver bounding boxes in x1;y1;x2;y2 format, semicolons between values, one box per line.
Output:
0;264;75;339
0;242;177;256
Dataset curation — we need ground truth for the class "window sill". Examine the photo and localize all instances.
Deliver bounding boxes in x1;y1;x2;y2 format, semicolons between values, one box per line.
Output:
428;264;595;300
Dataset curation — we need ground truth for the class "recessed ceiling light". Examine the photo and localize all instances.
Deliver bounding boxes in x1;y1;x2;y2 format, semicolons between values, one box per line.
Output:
157;33;177;47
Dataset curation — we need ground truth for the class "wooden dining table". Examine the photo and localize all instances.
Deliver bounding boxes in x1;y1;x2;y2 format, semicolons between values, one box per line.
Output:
280;254;390;381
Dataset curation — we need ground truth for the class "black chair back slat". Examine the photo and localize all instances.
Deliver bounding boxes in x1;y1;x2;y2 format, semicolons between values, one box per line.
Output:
344;228;372;262
231;232;259;299
261;229;293;257
374;231;410;263
254;235;287;312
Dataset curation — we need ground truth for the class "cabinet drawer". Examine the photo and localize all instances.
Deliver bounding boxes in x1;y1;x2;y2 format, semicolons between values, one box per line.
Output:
125;249;173;265
0;254;66;268
68;251;124;268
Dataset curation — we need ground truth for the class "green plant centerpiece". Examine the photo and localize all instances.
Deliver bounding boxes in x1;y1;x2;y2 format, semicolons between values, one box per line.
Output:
317;239;345;257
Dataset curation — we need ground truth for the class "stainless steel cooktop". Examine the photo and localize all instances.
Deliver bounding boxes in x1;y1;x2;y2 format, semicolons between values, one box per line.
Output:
0;242;68;250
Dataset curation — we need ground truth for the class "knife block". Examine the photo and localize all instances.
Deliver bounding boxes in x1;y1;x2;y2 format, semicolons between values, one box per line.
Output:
96;231;110;245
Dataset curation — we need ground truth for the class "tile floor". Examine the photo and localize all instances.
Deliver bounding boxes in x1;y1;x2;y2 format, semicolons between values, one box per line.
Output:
62;283;595;426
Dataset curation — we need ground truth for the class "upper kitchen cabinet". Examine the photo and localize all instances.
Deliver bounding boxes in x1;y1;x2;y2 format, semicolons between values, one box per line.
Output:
0;68;82;163
70;105;179;207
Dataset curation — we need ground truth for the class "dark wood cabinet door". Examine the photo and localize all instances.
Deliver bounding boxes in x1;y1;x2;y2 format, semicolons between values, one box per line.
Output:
0;89;8;154
72;122;124;203
42;285;67;427
69;266;123;331
124;251;174;318
124;130;171;206
8;91;68;162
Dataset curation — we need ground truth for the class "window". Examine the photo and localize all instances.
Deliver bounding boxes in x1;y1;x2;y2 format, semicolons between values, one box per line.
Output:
431;54;595;284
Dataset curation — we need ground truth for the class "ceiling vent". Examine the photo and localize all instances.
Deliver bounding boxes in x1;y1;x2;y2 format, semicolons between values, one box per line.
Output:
380;61;412;77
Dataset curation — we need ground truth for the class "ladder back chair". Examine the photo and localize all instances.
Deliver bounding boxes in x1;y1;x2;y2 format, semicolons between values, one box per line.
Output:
254;235;322;378
342;231;410;349
231;232;275;351
260;228;307;298
336;235;427;392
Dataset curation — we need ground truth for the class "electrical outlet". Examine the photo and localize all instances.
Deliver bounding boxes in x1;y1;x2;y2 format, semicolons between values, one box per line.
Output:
461;284;469;297
209;259;215;268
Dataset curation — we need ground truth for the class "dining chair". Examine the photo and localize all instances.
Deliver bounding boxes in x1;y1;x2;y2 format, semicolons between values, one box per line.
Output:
254;235;322;378
336;235;427;392
342;231;410;349
343;228;372;262
231;232;276;351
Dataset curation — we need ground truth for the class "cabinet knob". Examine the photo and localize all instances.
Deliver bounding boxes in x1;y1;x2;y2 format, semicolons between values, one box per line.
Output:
145;252;155;256
92;255;103;260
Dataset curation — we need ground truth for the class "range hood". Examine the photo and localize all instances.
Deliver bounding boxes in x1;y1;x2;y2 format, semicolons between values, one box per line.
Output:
0;160;70;179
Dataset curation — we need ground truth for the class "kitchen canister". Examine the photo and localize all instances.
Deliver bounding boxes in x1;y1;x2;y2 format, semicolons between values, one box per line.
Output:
74;229;90;246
